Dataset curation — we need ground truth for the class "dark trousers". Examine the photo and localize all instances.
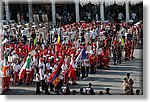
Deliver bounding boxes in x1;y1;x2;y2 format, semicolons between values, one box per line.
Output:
113;54;117;64
36;82;41;94
45;82;49;94
41;80;45;90
76;68;81;80
90;64;95;74
81;66;86;78
50;83;54;91
118;52;122;63
86;66;89;77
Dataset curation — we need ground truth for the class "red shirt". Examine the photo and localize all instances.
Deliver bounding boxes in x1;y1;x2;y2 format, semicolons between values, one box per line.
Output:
89;55;95;65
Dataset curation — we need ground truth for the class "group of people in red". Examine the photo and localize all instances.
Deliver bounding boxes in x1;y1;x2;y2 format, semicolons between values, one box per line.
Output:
1;19;143;94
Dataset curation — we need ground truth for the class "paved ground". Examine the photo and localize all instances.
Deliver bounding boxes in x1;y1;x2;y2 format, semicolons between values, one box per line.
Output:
1;49;143;95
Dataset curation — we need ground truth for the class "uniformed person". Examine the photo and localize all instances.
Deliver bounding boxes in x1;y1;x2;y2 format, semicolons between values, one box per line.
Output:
39;66;45;91
81;60;86;79
36;72;41;94
44;71;49;94
13;61;19;86
112;45;117;65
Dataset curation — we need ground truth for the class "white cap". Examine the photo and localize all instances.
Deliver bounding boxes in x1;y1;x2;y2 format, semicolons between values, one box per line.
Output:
56;58;59;61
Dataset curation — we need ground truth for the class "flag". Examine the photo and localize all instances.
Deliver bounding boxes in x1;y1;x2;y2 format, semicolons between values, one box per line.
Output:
19;55;31;80
81;47;86;60
55;34;61;53
57;34;61;43
75;48;86;65
75;49;83;65
48;58;63;87
121;38;125;46
54;54;57;64
75;49;83;64
34;38;36;46
52;76;60;87
68;56;76;80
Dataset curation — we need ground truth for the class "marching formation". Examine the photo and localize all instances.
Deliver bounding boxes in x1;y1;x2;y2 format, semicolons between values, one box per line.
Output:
1;20;143;95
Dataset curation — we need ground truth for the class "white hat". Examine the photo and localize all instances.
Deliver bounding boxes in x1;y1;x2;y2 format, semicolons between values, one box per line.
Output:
56;58;59;61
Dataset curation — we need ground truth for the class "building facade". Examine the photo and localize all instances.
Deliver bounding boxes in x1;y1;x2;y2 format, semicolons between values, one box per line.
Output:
2;0;143;26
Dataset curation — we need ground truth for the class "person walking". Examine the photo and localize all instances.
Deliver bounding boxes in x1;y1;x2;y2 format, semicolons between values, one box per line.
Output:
36;72;41;94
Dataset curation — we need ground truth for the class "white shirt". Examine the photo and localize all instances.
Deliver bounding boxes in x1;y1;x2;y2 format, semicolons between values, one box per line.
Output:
17;64;21;71
21;30;26;36
131;13;136;20
54;64;58;69
36;73;40;82
39;68;44;80
13;63;18;72
44;74;49;83
96;14;99;21
46;63;50;70
84;59;90;67
61;64;68;71
39;62;45;71
118;13;124;20
88;12;91;19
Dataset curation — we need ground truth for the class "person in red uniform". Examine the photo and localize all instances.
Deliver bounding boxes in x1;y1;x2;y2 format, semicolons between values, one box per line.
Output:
89;53;96;74
103;47;109;69
13;61;19;86
124;39;129;60
131;40;135;59
128;40;132;60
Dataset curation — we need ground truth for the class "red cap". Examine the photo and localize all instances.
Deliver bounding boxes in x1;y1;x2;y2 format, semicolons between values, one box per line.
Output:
10;44;14;48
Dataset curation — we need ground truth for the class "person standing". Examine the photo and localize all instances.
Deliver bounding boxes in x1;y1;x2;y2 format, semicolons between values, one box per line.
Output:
89;53;95;74
117;43;122;64
62;10;68;25
88;12;92;23
39;66;45;91
112;45;117;65
131;12;136;22
85;56;90;77
95;12;99;22
36;72;41;94
81;60;86;79
44;71;49;94
13;61;19;86
17;12;20;22
122;77;130;95
118;12;124;23
46;60;51;73
126;73;134;94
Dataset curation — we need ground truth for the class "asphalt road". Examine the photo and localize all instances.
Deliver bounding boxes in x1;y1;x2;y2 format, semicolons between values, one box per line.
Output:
1;49;143;95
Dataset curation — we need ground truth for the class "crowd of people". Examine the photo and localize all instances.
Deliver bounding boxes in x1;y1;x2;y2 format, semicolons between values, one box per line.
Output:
1;19;143;95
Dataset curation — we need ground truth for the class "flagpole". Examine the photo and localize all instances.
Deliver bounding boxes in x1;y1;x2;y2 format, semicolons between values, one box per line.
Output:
78;48;82;81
